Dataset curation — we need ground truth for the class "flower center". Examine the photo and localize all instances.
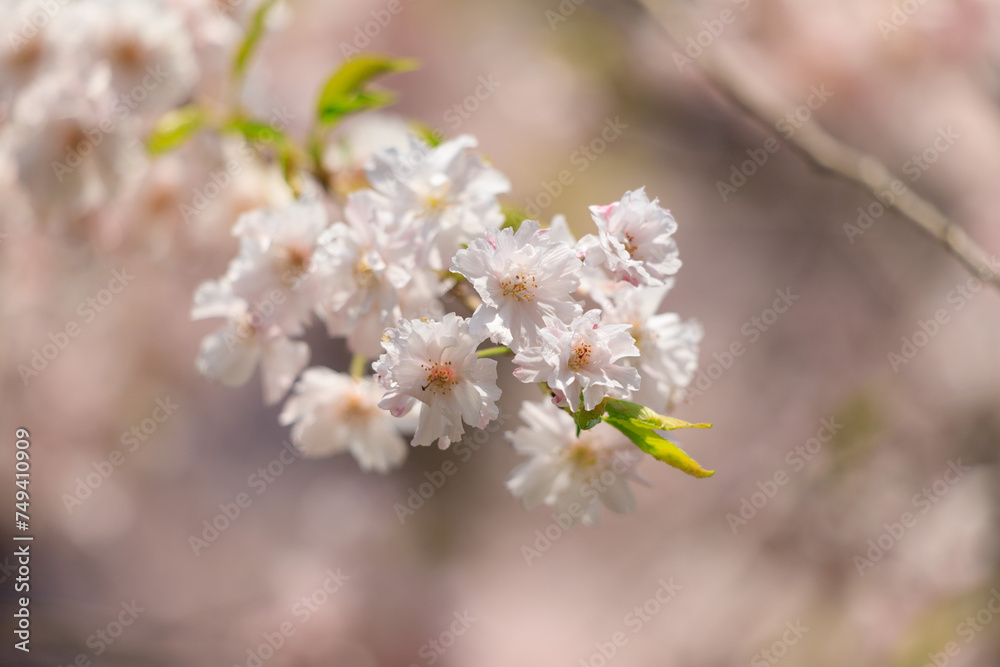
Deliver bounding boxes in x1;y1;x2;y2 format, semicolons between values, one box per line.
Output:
281;245;312;284
62;124;89;153
568;337;593;372
500;270;537;303
622;232;638;258
342;392;375;424
9;34;43;69
353;257;378;289
421;184;451;215
567;443;597;468
630;322;644;351
234;311;264;344
112;35;147;69
420;360;458;395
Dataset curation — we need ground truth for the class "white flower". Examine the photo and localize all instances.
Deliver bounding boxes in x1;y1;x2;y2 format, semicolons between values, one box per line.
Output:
451;220;583;351
506;400;642;525
279;368;410;473
512;309;640;412
225;198;329;335
164;0;242;103
579;187;681;286
11;65;145;226
598;285;702;412
374;313;501;449
1;0;59;105
546;213;621;301
53;0;199;115
314;190;442;357
322;112;416;195
366;134;510;269
192;279;308;405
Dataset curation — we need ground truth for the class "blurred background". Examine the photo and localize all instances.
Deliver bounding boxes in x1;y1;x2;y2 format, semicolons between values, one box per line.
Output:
3;0;1000;664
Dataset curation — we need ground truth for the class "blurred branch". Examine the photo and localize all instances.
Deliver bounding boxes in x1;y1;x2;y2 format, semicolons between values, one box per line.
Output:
637;0;1000;291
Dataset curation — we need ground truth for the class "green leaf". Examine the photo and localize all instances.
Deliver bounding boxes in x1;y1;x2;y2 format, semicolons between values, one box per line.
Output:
604;416;714;479
223;118;288;147
501;203;528;231
410;121;444;147
604;398;712;431
572;400;609;433
233;0;278;78
316;55;418;126
147;106;206;154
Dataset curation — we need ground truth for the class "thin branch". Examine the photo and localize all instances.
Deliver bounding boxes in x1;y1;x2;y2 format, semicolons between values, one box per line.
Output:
637;0;1000;290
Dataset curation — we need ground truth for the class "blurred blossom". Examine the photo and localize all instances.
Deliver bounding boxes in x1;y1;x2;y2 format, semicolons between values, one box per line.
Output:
4;1;1000;666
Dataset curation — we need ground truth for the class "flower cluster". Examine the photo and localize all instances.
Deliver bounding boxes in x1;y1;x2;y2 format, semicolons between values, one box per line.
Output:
2;0;709;526
0;0;295;242
191;127;708;524
2;0;202;226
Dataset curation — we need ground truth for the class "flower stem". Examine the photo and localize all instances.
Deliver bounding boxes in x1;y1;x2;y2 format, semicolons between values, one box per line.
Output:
477;346;512;358
349;353;368;379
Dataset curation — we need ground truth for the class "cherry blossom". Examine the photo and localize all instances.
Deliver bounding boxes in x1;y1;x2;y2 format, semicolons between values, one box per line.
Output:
451;220;583;351
512;309;641;412
506;400;642;525
578;187;681;286
280;368;411;472
374;313;501;449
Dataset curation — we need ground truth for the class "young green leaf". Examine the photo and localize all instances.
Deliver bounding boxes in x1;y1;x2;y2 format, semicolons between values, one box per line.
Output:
604;416;714;478
233;0;278;78
147;106;206;154
223;119;288;147
604;398;712;431
410;121;444;147
500;203;528;231
316;55;417;126
571;400;609;433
